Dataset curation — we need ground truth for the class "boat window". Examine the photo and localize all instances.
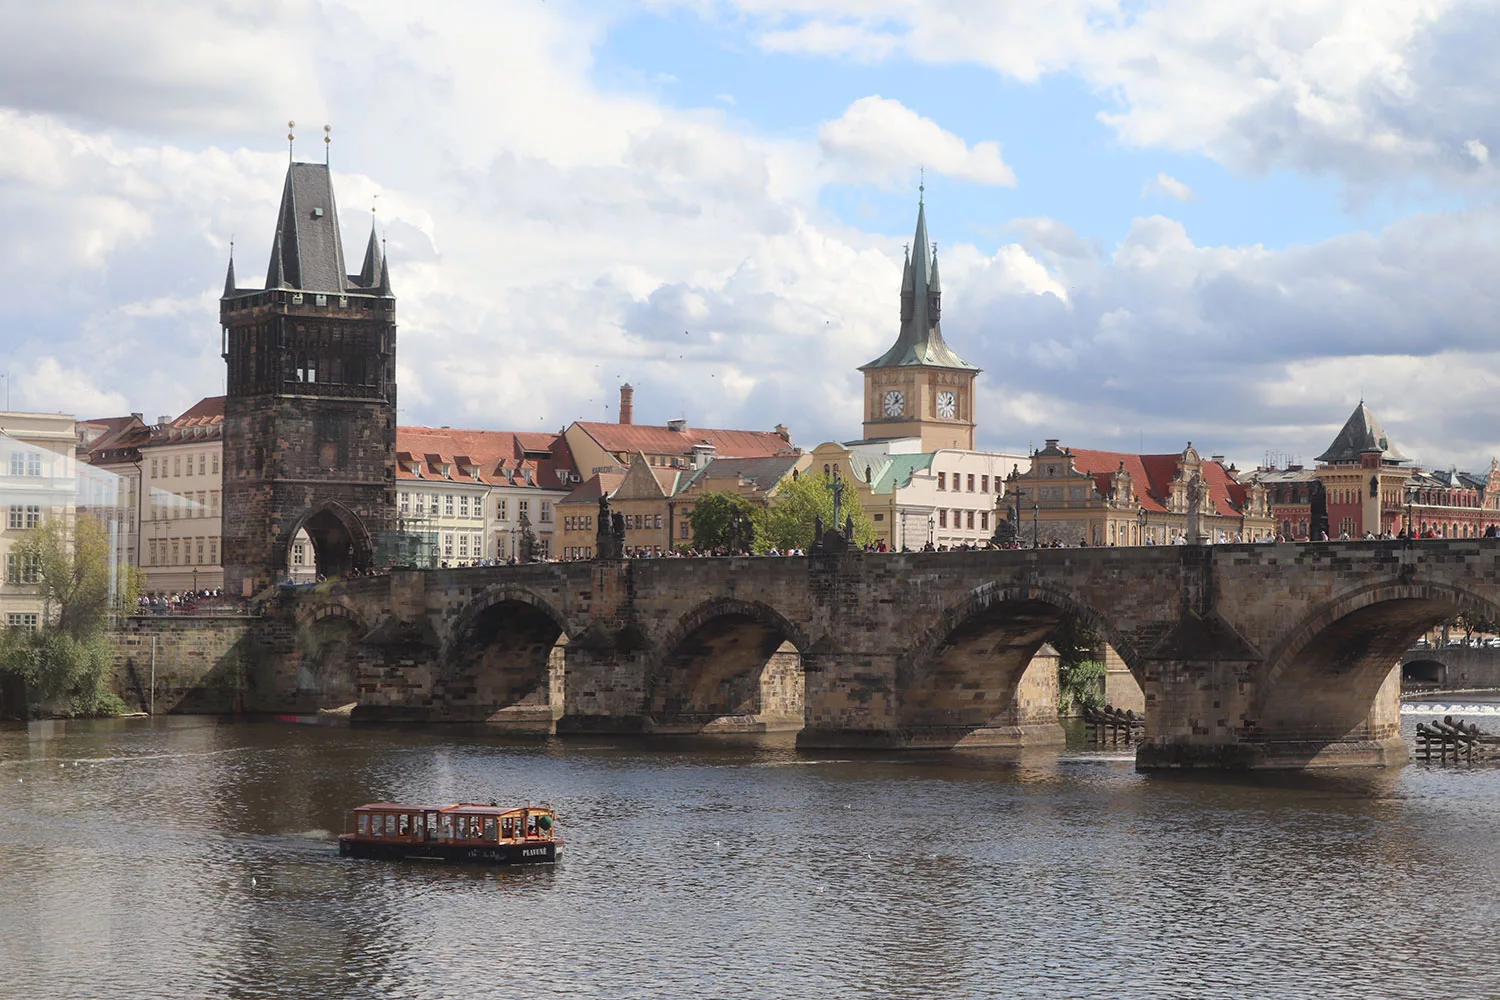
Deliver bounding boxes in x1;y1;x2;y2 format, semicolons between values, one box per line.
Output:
426;813;438;837
412;814;425;837
526;816;537;837
358;814;369;834
484;817;497;841
384;814;397;836
398;814;410;836
501;817;514;839
438;815;453;840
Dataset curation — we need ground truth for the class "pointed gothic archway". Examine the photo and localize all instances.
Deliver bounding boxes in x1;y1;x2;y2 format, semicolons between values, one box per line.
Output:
282;499;375;582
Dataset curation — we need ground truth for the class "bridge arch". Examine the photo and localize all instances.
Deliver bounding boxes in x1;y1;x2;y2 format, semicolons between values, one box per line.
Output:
896;582;1130;744
1254;581;1500;741
647;598;810;733
282;499;374;581
292;604;369;710
434;585;575;726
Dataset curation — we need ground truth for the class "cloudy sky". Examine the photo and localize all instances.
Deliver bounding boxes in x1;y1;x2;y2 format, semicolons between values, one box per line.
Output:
5;0;1500;471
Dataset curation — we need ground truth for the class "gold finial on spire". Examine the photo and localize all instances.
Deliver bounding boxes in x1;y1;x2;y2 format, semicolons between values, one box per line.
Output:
287;120;296;161
324;124;331;165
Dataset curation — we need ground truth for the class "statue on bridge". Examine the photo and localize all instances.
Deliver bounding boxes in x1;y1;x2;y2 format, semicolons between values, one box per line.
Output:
516;510;537;564
595;495;624;561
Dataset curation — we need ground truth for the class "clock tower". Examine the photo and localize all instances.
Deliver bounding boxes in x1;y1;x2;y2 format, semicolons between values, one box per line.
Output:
859;193;979;450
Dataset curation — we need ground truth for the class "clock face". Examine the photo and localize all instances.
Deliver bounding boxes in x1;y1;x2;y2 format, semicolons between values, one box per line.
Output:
936;390;957;419
883;389;905;417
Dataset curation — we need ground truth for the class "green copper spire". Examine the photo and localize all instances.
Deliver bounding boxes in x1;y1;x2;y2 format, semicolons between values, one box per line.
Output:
860;194;976;371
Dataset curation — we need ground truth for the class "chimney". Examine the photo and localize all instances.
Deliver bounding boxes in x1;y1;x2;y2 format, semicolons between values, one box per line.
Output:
1211;455;1225;464
130;412;143;422
619;383;634;425
774;423;790;443
158;415;172;427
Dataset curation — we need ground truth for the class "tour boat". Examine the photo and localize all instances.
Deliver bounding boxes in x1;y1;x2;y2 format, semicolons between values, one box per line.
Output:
338;802;562;865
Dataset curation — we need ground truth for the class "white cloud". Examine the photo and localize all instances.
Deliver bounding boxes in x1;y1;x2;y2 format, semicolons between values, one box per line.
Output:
1142;172;1195;201
819;96;1017;188
8;0;1500;479
709;0;1500;187
1466;139;1490;165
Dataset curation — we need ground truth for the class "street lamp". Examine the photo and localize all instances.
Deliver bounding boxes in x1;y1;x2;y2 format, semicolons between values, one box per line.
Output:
1032;502;1039;549
1138;507;1147;546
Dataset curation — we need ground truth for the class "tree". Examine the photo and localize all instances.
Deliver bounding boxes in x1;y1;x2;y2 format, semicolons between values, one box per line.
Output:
685;492;763;552
0;515;141;716
763;473;877;552
1048;612;1106;715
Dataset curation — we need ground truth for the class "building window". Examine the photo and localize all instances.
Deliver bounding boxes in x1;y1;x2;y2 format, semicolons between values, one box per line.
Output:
981;511;989;530
966;511;975;529
150;458;158;479
7;613;38;632
400;492;410;514
211;453;219;475
967;475;975;492
937;472;946;491
10;452;41;477
444;495;455;517
430;493;439;514
496;498;507;521
7;505;40;530
459;495;470;518
199;454;207;476
209;539;218;564
518;500;530;520
458;534;469;558
196;538;205;563
981;476;989;493
939;510;947;528
653;514;662;529
147;540;156;565
681;521;690;538
210;492;220;516
170;539;180;565
6;552;39;584
443;533;454;558
173;456;181;477
541;502;553;523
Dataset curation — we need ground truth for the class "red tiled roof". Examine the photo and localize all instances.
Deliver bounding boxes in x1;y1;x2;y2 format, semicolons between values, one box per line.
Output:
574;421;793;460
173;396;224;427
1066;448;1245;517
396;426;577;491
559;472;625;506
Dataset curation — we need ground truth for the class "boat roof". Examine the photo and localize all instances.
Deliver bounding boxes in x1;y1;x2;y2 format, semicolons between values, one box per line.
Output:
352;802;552;816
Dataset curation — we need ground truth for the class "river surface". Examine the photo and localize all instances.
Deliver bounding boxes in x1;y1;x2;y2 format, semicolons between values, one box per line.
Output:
2;713;1498;1000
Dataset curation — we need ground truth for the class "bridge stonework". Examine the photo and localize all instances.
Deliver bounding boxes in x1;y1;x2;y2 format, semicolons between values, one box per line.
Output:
258;540;1500;769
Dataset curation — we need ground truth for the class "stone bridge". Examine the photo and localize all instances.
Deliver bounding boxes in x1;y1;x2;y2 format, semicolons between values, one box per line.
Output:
259;539;1500;769
1400;643;1500;689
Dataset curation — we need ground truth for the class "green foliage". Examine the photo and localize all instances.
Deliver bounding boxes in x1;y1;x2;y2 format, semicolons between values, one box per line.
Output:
1048;612;1107;716
685;492;764;551
1059;658;1106;715
1446;610;1499;640
0;515;138;717
763;473;877;551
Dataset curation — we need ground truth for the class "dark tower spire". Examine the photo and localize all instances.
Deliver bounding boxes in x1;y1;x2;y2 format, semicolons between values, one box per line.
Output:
223;156;397;597
223;254;237;298
356;221;382;289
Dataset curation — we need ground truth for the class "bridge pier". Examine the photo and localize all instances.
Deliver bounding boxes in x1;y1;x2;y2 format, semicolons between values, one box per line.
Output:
1135;656;1407;769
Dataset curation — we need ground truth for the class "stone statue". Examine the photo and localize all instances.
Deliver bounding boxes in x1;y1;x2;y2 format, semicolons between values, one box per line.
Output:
1185;473;1206;545
811;515;824;554
844;514;854;541
516;510;537;564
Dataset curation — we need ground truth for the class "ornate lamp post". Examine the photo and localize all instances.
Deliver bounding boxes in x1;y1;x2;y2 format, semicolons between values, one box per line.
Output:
1032;502;1039;549
1137;506;1147;546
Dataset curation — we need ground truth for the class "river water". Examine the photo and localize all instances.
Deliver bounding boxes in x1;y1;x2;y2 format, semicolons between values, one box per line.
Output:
2;712;1498;1000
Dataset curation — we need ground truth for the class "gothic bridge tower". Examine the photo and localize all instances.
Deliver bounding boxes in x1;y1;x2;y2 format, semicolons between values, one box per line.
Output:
220;160;397;596
859;192;980;451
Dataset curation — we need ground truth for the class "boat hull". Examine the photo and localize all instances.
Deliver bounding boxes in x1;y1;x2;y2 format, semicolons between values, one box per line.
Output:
339;837;562;865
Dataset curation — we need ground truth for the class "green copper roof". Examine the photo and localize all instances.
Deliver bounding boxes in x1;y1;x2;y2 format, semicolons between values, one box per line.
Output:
870;453;935;494
861;198;978;372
